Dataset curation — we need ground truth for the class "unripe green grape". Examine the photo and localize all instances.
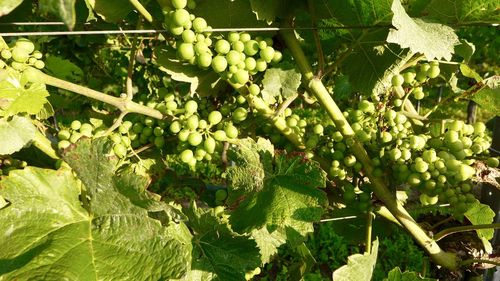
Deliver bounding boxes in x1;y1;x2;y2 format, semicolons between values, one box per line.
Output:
271;50;282;64
11;47;29;63
121;135;131;147
415;71;427;83
232;69;249;84
237;61;246;69
171;0;187;9
32;50;43;59
172;9;190;26
380;131;392;143
169;24;184;35
184;100;198;115
194;41;209;54
113;143;127;158
231;40;244;53
208;111;223;125
225;124;238;139
244;57;256;71
215;39;230;54
258;40;267;50
152;136;164;148
178;129;190;141
343;155;356;167
181;29;196;43
188;131;203;146
412;87;425;100
232;107;248;122
248;84;260;95
197;52;212;68
313;124;324;135
186;115;199;130
409;135;426;150
486;157;499;168
32;60;44;69
204;137;216;154
239;32;251;42
244;40;259;56
142;126;154;137
427;65;440;78
286;117;298;127
391;74;404;86
58;140;71;149
402;70;416;84
211;56;228;73
178;43;195;60
180;149;194;163
414;160;429;173
473;122;486;135
259;46;275;63
192;17;208;33
57;129;71;140
454;164;475;181
228;32;240;42
213;130;227;141
110;133;122;144
1;49;11;59
420;193;438;206
388;148;402;161
69;132;82;143
255;58;267;72
28;57;37;64
152;126;164;137
226;50;241;65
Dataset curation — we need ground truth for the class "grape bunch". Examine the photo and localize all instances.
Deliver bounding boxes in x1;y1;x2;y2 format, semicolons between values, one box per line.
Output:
0;157;27;176
0;38;45;71
390;60;441;102
161;0;282;86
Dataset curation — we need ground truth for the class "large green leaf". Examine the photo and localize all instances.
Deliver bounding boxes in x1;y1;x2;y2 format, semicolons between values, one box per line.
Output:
0;0;24;17
44;55;84;83
39;0;76;29
180;204;261;281
0;116;36;155
249;0;303;23
228;138;328;244
387;0;459;61
261;67;301;104
317;0;393;24
88;0;134;23
250;226;287;264
332;239;379;281
0;69;49;117
471;76;499;116
423;0;500;25
193;0;270;29
384;267;437;281
0;139;192;280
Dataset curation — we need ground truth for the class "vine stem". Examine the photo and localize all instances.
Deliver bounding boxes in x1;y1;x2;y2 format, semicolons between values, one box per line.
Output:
24;67;163;119
32;130;59;159
365;210;374;253
434;223;500;241
279;27;459;270
129;0;153;23
306;0;325;76
460;259;500;267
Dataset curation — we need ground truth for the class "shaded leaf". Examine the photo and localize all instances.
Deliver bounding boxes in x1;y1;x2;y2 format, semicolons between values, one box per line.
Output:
332;239;379;281
39;0;76;29
193;0;270;29
0;0;24;17
261;67;301;104
387;0;459;61
316;0;393;24
182;204;261;281
423;0;500;25
471;76;499;116
249;0;303;23
0;116;36;155
464;202;496;241
459;64;482;81
44;55;84;83
88;0;134;23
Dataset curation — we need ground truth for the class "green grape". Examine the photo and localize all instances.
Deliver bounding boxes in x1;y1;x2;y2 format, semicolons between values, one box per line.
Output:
409;135;426;150
195;148;207;160
169;24;184;36
473;122;486;135
244;40;259;56
255;58;267;72
58;140;71;149
226;50;242;65
171;0;187;9
172;9;190;26
181;29;196;43
454;164;475;181
215;189;228;202
244;57;256;70
207;111;222;125
153;127;164;137
194;41;209;54
57;129;71;140
239;33;251;42
427;65;440;79
178;129;190;141
232;107;248;122
215;39;231;54
388;148;402;161
232;69;249;84
186;115;199;130
232;41;245;53
391;74;404;86
110;133;122;144
80;123;93;132
1;49;12;59
141;127;153;137
188;131;203;146
178;43;195;60
197;52;212;68
131;122;143;134
180;149;194;163
486;157;499;168
402;70;416;84
358;100;375;113
343;155;356;167
204;137;216;154
313;124;324;135
228;32;240;42
185;100;198;115
414;160;429;173
412;87;425;100
32;50;43;59
271;50;282;64
33;60;44;69
420;193;438;206
380;131;392;143
213;130;227;141
248;84;260;95
259;46;275;63
69;132;82;143
192;17;208;33
119;121;133;134
113;143;127;158
211;56;227;73
225;124;238;139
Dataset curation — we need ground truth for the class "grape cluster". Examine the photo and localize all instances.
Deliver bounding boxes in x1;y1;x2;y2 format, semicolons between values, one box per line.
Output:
0;157;27;176
57;120;96;150
390;60;440;102
162;0;282;86
0;38;45;71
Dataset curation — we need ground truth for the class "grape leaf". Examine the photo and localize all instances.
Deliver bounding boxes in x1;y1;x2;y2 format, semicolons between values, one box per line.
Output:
228;138;328;244
39;0;76;30
471;76;499;116
0;116;36;155
0;0;24;17
88;0;134;23
464;202;496;241
423;0;500;25
182;204;261;281
384;267;437;281
44;55;84;83
250;226;287;264
0;69;49;117
249;0;303;23
332;239;379;281
459;64;482;81
226;138;274;206
193;0;270;29
155;48;223;97
261;67;301;104
316;0;393;24
0;158;192;280
387;0;459;61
